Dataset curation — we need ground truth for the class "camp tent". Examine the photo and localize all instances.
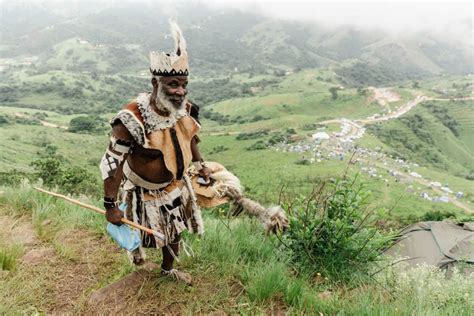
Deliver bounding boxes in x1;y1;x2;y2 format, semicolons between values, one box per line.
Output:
385;221;474;274
312;132;330;141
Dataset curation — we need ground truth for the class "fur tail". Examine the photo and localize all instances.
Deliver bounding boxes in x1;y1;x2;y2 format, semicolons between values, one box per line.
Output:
229;194;289;234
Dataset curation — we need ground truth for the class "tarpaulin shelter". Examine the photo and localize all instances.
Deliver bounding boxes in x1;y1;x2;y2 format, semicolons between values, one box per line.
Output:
385;221;474;274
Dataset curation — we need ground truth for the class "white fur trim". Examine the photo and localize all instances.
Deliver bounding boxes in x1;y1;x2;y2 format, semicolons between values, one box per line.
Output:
136;93;187;132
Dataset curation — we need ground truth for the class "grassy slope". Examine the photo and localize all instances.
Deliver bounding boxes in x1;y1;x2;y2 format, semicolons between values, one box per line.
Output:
1;73;472;216
1;74;473;313
367;100;474;177
212;68;379;119
200;134;472;217
0;123;107;174
1;181;473;314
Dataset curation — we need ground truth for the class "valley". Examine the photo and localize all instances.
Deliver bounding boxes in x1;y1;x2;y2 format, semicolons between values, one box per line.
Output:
1;2;473;313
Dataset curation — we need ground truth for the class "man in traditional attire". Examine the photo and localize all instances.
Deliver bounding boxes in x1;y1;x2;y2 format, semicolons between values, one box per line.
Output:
100;22;210;285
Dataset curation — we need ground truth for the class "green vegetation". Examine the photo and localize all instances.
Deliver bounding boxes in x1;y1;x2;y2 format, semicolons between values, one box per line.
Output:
0;245;22;271
1;5;473;312
336;61;425;87
367;100;474;177
283;177;396;283
30;146;98;195
0;183;472;314
68;115;106;134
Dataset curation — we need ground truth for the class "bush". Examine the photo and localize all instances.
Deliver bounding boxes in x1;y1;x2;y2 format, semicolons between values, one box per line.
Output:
329;87;339;100
420;210;457;221
30;147;99;196
301;123;324;131
295;158;311;165
68;115;106;134
246;140;267;151
0;170;32;186
209;145;229;155
0;114;11;125
281;175;396;284
235;129;269;140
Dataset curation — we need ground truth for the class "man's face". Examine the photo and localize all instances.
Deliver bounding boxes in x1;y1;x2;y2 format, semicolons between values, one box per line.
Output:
159;76;188;108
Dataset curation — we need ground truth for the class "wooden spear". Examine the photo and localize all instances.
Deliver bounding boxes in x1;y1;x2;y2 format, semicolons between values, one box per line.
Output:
34;187;164;239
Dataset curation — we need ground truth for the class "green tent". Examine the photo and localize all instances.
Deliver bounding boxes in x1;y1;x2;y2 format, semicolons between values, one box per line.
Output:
385;221;474;273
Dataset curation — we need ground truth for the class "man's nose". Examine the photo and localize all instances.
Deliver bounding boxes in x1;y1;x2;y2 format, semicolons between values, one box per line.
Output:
175;87;186;96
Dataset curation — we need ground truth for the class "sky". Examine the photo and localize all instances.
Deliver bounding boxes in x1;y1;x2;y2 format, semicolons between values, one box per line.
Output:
210;1;472;34
3;0;473;35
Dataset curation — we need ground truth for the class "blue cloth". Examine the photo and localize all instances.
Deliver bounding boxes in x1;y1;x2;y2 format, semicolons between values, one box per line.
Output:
106;202;141;251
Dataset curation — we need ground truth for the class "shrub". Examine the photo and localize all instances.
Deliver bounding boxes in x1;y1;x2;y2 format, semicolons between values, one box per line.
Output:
209;145;229;155
0;114;11;125
68;115;105;134
295;158;311;165
0;170;32;186
420;210;457;221
245;140;267;151
30;147;99;196
329;87;339;100
281;175;396;284
0;245;22;271
235;129;269;140
301;123;324;131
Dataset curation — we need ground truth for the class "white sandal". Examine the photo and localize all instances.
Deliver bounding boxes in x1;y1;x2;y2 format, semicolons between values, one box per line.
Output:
160;268;193;285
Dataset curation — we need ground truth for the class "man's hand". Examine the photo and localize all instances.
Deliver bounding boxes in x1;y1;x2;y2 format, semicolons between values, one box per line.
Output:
198;166;212;185
106;207;123;226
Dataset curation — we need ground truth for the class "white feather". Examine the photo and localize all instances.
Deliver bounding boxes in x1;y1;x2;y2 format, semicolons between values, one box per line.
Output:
169;20;187;55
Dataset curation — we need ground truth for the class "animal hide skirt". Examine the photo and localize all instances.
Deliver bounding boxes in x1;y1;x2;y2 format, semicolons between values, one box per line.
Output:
120;162;192;249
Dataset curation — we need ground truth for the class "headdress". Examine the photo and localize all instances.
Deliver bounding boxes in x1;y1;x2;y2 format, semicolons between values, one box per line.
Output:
149;21;189;77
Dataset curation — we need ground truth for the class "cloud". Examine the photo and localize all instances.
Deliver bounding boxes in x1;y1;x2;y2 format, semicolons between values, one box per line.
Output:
207;1;472;35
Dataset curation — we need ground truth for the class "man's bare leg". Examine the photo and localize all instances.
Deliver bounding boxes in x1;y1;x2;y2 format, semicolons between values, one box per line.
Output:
161;235;180;271
160;235;192;285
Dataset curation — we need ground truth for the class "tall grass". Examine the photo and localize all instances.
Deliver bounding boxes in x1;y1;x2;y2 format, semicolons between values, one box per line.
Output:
1;182;472;315
0;181;106;235
0;245;22;271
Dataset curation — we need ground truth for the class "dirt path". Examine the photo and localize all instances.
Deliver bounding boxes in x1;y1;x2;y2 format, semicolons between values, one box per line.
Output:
321;96;473;142
0;208;248;314
316;94;473;213
0;210;124;314
14;112;68;129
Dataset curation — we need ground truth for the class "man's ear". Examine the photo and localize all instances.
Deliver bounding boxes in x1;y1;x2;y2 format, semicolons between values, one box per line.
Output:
151;77;158;88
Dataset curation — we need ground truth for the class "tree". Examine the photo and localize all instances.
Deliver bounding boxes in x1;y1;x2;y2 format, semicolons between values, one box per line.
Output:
357;86;368;96
329;87;339;100
68;115;105;134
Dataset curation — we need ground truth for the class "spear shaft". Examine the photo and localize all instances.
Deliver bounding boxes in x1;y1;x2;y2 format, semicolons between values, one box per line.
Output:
34;187;157;236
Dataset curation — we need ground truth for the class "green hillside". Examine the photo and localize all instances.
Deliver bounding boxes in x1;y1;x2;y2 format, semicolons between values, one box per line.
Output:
1;2;472;82
206;68;397;131
1;103;472;218
367;100;474;178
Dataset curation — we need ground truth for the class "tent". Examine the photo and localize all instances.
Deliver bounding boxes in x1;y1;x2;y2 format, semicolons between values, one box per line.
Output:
312;132;330;141
385;221;474;274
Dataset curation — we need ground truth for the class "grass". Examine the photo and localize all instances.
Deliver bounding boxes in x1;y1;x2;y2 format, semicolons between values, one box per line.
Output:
367;100;474;177
0;183;472;314
0;121;108;174
1;113;471;217
0;245;22;271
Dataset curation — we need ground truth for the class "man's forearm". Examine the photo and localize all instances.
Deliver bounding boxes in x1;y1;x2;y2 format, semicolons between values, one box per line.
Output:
191;136;203;162
104;162;125;199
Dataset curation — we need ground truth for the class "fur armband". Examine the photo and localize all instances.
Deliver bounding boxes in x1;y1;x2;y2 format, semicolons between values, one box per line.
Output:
100;148;126;180
110;136;132;154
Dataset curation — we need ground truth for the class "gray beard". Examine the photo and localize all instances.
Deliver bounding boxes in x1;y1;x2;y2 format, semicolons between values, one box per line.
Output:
156;84;186;116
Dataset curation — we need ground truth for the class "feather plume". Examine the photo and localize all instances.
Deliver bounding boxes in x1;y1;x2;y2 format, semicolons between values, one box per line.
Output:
169;20;186;55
